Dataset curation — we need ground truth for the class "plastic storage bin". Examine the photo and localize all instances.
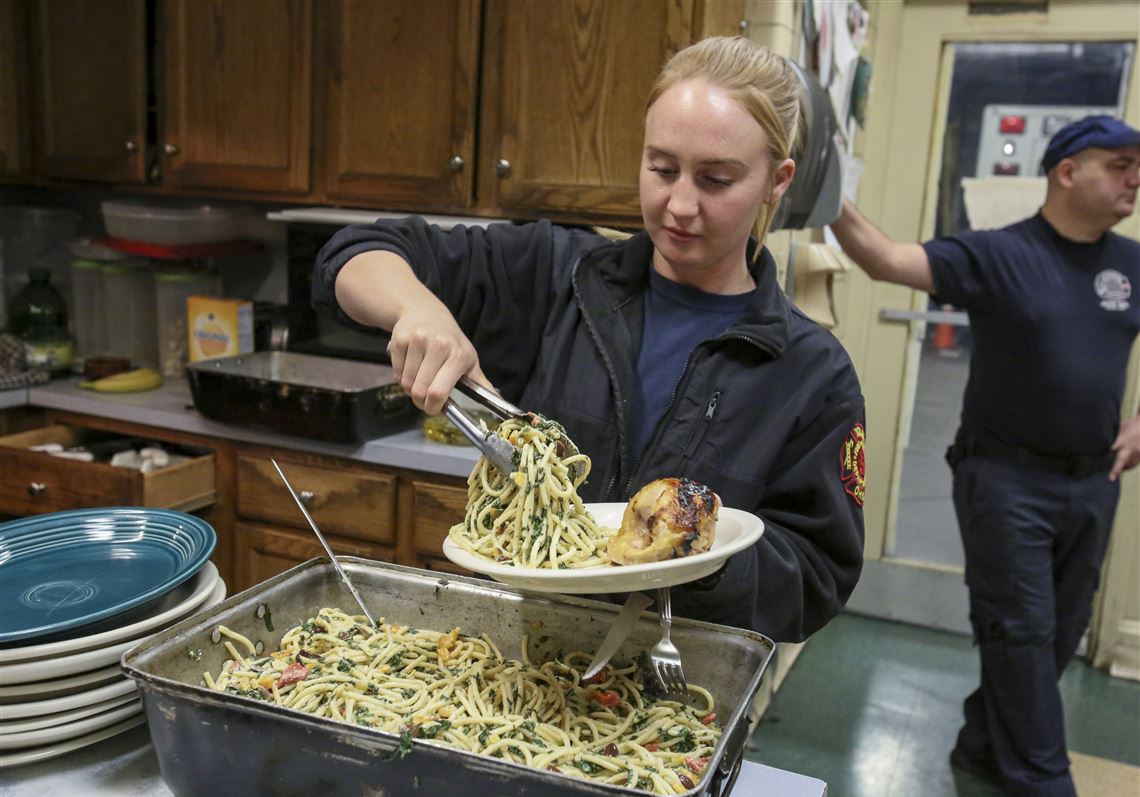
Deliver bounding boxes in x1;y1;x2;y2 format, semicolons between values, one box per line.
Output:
155;270;221;378
101;201;249;246
100;262;158;369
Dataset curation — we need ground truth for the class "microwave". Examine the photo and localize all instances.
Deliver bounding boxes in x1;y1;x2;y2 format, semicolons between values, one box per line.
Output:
285;222;391;363
280;211;503;364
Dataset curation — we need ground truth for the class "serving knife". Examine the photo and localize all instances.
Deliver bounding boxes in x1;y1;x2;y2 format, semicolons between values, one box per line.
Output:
581;591;654;681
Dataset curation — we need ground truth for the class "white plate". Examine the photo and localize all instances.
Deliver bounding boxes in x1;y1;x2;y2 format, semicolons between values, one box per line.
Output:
0;561;219;665
0;677;137;720
0;714;146;767
0;691;138;734
0;698;142;750
0;663;122;703
0;567;224;684
442;503;764;594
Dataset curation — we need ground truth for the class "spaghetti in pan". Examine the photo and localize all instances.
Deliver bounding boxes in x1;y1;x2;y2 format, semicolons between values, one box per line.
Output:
205;608;722;794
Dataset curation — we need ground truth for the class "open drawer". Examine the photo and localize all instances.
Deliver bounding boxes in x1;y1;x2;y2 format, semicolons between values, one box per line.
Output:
0;425;216;515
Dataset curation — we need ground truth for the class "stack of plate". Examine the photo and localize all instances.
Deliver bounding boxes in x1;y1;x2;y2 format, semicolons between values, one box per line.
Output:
0;507;224;767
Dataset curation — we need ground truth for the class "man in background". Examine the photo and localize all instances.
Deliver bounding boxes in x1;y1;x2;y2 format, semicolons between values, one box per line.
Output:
829;115;1140;797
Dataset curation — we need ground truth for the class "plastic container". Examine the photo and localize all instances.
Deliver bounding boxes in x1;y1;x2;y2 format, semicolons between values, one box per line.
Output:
69;259;105;359
101;201;249;246
100;261;158;369
155;270;221;378
7;267;72;375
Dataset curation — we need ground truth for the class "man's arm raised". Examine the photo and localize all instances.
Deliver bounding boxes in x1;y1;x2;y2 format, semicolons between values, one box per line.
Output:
829;199;935;293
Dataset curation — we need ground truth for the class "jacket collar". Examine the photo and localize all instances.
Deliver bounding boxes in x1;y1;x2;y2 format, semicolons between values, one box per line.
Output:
578;231;791;357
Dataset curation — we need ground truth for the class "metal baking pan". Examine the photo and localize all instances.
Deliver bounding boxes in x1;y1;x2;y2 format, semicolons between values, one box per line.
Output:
185;351;418;443
123;559;774;796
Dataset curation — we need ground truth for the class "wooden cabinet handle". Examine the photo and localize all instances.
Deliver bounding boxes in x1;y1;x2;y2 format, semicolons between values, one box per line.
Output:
27;482;47;497
125;140;139;152
164;143;180;156
495;158;511;176
450;155;465;172
299;490;315;508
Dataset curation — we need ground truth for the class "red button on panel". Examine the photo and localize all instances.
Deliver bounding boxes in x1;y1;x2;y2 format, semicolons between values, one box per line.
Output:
999;115;1026;134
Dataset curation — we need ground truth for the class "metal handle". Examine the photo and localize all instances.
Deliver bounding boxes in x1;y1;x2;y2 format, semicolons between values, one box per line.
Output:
449;155;465;171
163;143;180;156
495;158;511;176
299;490;315;508
879;308;969;327
27;482;46;497
455;376;524;419
124;140;139;152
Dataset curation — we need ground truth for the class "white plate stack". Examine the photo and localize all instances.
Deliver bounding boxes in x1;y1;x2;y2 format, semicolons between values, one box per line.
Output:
0;561;226;767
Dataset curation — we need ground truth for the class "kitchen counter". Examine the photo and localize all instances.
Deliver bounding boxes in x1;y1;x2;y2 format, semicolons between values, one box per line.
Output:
4;377;481;478
0;723;827;796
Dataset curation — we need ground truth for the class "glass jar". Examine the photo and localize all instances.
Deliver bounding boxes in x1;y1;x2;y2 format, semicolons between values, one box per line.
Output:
7;267;72;375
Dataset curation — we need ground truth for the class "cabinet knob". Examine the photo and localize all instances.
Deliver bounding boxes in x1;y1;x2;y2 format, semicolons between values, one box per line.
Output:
495;158;511;176
449;155;465;172
164;143;180;156
27;482;46;497
299;490;315;508
124;140;139;153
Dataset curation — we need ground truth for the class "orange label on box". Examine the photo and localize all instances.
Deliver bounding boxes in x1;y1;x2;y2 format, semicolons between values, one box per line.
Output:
187;296;254;362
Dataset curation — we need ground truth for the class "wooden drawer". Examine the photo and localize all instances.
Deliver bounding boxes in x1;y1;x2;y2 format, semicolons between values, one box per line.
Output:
237;454;396;544
0;425;216;515
234;521;394;593
407;479;469;556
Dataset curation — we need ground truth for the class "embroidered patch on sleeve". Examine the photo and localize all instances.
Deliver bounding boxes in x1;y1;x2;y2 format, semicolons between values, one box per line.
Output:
840;423;866;507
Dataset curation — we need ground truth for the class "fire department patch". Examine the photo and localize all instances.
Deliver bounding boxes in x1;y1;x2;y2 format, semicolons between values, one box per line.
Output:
840;423;866;507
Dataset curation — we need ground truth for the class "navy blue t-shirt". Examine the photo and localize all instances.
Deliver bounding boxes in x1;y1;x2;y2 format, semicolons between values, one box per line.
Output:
632;268;753;458
924;213;1140;456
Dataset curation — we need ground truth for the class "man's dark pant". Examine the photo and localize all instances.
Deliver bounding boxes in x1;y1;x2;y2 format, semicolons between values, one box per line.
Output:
949;454;1118;797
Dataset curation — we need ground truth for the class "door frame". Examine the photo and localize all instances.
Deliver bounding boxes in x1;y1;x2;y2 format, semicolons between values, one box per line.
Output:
835;1;1140;662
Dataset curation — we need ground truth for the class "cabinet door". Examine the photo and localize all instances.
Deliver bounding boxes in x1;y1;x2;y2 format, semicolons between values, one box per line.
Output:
479;0;694;222
323;0;479;209
160;0;312;193
235;521;392;594
32;0;147;183
0;0;29;177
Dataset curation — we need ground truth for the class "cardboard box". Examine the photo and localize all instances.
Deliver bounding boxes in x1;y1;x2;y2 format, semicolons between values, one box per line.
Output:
187;296;254;362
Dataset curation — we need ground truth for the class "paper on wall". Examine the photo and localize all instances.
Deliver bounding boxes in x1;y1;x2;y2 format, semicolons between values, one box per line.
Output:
961;177;1047;230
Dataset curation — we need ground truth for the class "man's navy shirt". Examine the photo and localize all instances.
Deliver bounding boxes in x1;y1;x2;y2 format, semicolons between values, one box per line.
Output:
924;212;1140;456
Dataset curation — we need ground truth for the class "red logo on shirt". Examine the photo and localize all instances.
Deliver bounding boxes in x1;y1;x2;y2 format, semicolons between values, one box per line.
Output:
840;423;866;507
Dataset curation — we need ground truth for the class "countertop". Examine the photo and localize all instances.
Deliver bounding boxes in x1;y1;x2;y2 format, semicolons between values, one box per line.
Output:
2;377;481;478
0;723;827;796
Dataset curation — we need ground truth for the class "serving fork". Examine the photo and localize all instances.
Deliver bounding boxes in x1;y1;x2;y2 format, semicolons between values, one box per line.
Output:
648;587;686;694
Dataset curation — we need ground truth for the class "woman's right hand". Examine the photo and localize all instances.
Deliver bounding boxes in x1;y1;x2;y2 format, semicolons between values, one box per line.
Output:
388;297;491;416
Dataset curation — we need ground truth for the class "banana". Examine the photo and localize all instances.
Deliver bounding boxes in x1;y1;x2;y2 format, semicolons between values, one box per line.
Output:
79;367;164;393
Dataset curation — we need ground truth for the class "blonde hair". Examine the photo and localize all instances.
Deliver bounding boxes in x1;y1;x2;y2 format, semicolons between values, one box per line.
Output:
645;36;802;249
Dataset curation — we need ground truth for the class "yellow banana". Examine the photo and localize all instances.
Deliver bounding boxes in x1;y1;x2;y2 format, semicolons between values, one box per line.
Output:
79;367;164;393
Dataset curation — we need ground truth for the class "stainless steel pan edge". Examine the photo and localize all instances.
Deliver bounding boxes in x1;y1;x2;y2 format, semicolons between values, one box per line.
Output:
122;558;774;796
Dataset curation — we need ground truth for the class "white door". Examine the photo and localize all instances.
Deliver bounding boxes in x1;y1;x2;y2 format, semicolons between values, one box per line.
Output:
833;2;1139;636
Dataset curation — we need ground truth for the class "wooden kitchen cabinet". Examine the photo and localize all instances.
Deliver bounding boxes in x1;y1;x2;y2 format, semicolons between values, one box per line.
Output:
0;424;216;516
30;0;148;183
234;521;393;593
320;0;480;209
398;476;471;572
0;0;30;178
159;0;313;193
477;0;694;222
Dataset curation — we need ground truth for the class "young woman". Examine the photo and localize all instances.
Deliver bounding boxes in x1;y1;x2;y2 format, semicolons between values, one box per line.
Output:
313;36;865;642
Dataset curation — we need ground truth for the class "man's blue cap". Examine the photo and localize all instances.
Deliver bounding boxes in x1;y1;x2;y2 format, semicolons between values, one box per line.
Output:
1041;115;1140;173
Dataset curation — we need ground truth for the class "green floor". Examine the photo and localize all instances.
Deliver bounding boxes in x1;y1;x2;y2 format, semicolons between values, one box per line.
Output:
746;613;1140;797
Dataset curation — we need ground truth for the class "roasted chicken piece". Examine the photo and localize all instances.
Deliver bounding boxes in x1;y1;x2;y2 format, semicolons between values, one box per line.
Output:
607;478;720;565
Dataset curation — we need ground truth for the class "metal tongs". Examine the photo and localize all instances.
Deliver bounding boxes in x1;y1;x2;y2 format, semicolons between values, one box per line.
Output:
444;377;580;477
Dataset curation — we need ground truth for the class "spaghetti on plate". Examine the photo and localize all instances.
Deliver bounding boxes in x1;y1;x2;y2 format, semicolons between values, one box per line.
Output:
448;415;613;568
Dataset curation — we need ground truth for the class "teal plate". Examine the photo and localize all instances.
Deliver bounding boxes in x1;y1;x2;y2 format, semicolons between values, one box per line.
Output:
0;508;216;645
